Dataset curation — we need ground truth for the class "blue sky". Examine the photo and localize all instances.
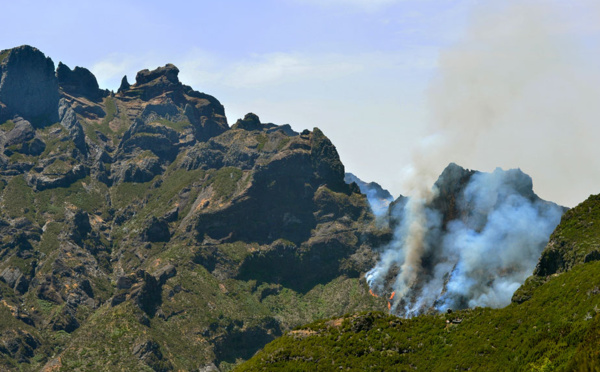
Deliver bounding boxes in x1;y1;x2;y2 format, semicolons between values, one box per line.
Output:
2;0;599;206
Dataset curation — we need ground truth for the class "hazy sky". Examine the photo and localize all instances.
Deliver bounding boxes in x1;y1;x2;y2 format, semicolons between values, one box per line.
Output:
2;0;599;207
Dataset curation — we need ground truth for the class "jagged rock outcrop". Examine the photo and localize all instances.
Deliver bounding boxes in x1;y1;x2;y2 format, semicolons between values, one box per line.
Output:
58;98;87;153
142;217;170;242
118;63;228;141
0;330;40;363
3;117;34;147
135;63;180;93
132;339;174;371
231;112;262;131
118;75;130;93
56;62;107;101
0;45;59;124
428;162;477;227
1;267;29;294
49;304;80;333
26;164;87;190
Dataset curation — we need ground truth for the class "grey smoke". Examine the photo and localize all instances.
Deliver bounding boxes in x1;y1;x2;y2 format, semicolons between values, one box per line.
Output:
406;0;600;208
366;165;564;317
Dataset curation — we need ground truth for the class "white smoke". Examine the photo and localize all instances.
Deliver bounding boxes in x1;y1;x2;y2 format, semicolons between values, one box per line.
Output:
367;166;564;317
344;173;394;217
363;188;393;217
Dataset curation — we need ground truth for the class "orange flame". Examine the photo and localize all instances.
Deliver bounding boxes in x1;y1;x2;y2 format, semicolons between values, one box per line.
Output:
369;289;379;298
387;291;396;311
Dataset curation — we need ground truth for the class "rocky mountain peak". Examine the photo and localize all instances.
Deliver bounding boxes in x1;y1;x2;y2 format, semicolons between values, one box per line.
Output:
135;63;180;86
118;75;130;93
56;61;106;102
0;45;59;125
116;63;184;102
232;112;262;131
112;62;228;141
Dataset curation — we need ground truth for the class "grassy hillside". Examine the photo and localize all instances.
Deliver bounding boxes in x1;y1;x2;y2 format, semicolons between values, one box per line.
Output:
238;261;600;371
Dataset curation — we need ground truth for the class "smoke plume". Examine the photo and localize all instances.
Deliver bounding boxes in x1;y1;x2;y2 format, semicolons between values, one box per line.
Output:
367;165;564;317
366;0;594;317
423;0;600;207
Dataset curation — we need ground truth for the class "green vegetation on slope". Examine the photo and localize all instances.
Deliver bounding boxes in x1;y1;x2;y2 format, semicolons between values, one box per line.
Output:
209;167;244;200
536;194;600;275
155;118;192;133
238;260;600;371
49;273;384;371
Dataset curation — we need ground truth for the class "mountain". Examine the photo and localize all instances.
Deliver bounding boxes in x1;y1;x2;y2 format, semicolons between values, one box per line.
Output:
237;193;600;371
344;173;394;217
0;45;390;371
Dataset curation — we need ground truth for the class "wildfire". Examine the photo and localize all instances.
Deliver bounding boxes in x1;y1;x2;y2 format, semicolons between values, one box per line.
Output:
369;289;396;311
387;292;396;310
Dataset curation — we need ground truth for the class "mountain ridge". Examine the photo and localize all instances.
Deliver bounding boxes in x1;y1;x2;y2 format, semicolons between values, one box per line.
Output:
0;45;387;370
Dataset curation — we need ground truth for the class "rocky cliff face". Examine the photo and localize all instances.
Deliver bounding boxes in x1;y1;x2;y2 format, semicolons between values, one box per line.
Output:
0;46;385;371
56;62;108;102
0;46;59;125
533;194;600;276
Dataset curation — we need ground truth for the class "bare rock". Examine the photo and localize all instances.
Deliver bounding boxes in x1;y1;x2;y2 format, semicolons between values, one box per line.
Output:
1;267;24;290
0;45;59;125
36;275;63;304
154;264;176;286
142;217;170;243
67;209;92;244
130;270;162;316
58;98;87;153
232;112;262;131
135;64;179;86
118;75;130;93
27;164;87;191
132;339;173;371
4;117;34;146
116;275;135;290
56;62;106;101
